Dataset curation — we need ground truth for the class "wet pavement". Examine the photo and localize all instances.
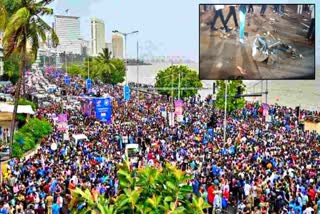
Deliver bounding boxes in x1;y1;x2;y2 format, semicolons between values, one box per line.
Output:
200;5;315;80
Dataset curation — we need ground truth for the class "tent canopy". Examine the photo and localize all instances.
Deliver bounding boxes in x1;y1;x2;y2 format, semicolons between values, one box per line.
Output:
0;103;35;114
72;134;88;143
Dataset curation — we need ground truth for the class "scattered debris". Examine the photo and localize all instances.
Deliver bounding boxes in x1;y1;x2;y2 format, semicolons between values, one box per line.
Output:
216;62;223;69
252;34;303;64
237;66;247;75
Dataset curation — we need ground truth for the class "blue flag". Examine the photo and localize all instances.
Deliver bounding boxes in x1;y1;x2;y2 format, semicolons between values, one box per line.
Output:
123;85;130;101
64;76;70;86
86;78;92;90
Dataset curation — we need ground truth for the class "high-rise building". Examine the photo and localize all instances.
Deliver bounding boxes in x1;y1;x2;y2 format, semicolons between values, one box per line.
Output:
112;32;124;59
54;15;81;54
91;18;105;56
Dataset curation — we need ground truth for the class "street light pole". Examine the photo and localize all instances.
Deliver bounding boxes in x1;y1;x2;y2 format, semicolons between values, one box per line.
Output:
223;80;228;144
178;71;181;100
137;41;139;102
124;34;127;84
112;30;139;84
87;56;90;79
64;51;68;75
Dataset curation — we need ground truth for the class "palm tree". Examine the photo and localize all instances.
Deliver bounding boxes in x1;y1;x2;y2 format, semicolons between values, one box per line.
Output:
0;1;7;31
2;0;59;156
96;47;112;64
95;48;115;83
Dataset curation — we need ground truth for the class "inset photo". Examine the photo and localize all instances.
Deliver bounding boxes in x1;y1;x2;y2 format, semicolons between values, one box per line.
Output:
199;4;315;80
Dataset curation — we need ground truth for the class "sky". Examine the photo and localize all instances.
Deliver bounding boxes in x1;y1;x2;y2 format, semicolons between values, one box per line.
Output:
43;0;319;64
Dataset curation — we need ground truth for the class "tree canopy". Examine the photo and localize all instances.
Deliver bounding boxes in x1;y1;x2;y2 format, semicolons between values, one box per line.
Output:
155;65;202;99
63;50;126;85
215;80;246;113
70;160;209;213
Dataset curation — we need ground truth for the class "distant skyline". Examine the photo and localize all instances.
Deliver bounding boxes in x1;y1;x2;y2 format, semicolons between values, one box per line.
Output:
43;0;319;64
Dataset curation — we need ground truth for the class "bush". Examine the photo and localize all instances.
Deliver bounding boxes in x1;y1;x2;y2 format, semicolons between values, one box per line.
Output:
12;118;53;158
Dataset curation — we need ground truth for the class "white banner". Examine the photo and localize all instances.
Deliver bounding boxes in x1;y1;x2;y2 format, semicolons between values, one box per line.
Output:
169;112;175;127
161;111;167;118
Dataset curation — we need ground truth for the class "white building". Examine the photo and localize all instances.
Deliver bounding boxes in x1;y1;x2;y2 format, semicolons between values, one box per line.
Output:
112;32;124;59
54;15;82;54
91;18;105;56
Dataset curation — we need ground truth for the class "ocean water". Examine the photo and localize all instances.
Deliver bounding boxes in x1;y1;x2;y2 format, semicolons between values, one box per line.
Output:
127;63;320;111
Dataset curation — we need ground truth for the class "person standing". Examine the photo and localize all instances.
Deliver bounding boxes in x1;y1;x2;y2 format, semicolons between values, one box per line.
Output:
297;5;303;15
45;194;54;214
239;5;247;44
260;5;267;16
306;5;315;41
248;5;254;14
278;5;285;17
210;5;230;32
225;5;239;30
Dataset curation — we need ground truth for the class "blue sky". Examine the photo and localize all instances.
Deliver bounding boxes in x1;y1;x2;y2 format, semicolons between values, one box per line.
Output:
44;0;319;63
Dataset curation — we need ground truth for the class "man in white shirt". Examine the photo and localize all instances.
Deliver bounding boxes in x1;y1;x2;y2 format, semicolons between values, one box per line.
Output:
303;206;314;214
210;5;230;32
244;182;251;196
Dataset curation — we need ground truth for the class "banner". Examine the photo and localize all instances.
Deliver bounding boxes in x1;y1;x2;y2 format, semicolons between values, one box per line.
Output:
57;114;68;123
169;112;175;127
93;97;112;123
175;100;184;117
64;76;70;86
86;78;92;90
123;85;130;101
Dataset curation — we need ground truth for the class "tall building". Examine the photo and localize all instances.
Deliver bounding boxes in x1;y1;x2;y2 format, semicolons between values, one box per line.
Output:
112;32;124;59
91;18;105;56
54;15;81;54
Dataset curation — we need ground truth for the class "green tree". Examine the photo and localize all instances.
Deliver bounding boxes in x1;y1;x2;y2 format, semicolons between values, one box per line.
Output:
3;54;20;84
215;80;246;113
62;63;84;77
12;118;52;158
95;48;115;83
70;161;209;214
2;0;59;155
155;65;202;99
110;58;125;85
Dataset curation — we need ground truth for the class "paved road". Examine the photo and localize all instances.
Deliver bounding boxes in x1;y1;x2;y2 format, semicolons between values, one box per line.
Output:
200;5;315;80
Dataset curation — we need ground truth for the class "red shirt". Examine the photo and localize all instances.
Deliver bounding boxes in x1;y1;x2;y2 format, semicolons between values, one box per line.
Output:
207;185;215;204
308;188;316;201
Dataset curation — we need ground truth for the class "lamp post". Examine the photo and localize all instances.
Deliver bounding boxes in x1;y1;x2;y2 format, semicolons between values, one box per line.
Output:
223;80;228;145
112;30;139;84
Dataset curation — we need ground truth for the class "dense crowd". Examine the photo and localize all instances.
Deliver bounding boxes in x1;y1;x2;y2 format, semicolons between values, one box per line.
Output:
0;70;319;214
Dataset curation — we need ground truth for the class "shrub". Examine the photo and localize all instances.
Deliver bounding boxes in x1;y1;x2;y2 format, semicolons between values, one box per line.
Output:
12;118;53;158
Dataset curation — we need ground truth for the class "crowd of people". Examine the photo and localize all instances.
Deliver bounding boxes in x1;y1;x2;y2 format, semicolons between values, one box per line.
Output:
0;69;319;214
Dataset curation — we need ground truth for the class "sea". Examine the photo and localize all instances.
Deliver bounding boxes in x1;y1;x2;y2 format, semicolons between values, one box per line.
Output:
127;62;320;111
